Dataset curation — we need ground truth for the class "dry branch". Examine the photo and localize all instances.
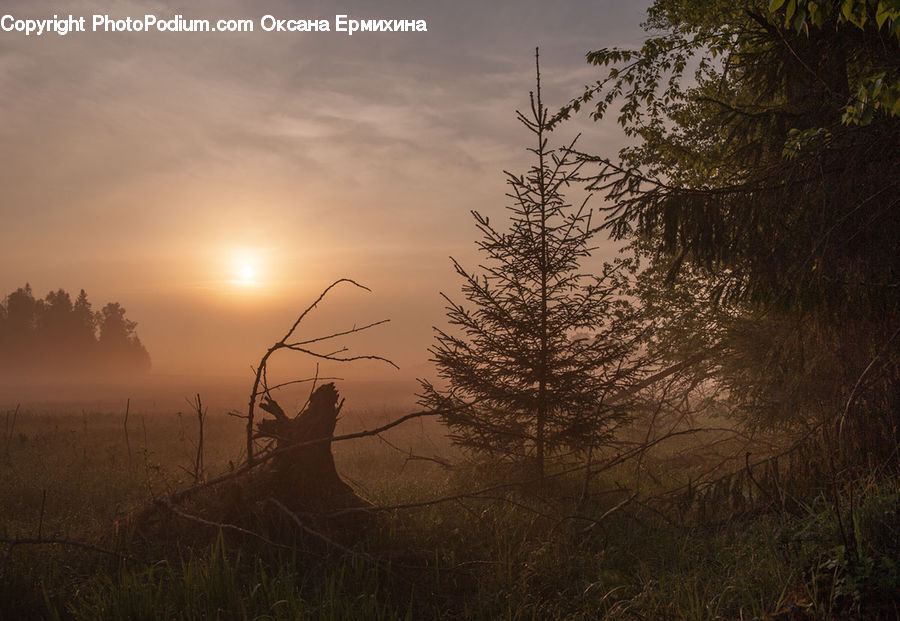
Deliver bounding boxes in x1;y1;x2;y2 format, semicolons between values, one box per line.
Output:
168;403;471;506
0;535;134;577
3;403;19;460
155;498;291;551
266;497;367;559
187;394;206;483
245;279;393;464
123;398;131;461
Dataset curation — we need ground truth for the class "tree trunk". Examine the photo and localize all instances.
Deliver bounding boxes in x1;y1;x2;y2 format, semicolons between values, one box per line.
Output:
255;383;368;513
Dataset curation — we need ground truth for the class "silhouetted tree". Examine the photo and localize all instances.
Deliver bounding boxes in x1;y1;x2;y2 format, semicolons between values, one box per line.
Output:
420;51;639;478
557;0;900;453
97;302;151;373
4;284;37;334
0;286;150;378
1;284;38;368
38;289;74;369
560;0;899;321
72;290;96;346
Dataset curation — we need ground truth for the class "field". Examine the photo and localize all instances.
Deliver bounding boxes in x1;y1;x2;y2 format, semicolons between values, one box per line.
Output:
1;384;898;620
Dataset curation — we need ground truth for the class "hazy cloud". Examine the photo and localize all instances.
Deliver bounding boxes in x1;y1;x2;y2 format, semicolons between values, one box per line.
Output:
0;0;649;377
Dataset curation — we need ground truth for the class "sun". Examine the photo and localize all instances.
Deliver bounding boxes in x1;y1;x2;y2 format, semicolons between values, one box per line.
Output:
228;248;264;288
238;264;256;282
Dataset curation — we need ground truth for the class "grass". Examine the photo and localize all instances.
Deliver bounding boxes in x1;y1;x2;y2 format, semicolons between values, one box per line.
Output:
1;402;897;619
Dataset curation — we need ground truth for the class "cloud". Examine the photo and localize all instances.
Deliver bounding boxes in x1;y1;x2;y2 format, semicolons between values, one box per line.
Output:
0;0;650;376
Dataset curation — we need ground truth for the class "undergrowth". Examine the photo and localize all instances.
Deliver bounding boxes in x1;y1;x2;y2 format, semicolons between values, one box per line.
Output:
1;409;897;619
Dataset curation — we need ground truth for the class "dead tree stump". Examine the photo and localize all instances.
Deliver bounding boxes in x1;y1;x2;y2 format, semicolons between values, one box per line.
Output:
128;383;371;549
254;382;369;514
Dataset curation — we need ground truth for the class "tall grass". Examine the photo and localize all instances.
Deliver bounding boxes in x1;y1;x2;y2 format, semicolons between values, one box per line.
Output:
1;405;897;619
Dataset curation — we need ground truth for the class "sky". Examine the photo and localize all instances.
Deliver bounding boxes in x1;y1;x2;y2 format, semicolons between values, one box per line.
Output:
0;0;651;385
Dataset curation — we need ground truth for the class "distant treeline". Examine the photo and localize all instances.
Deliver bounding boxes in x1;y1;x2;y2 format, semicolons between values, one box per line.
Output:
0;284;150;378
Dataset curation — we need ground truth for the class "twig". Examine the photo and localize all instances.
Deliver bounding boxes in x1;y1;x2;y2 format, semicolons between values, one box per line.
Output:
10;403;18;441
4;403;19;460
318;426;746;520
253;376;343;398
294;364;321;417
246;279;391;465
187;394;206;483
123;398;131;461
0;536;134;568
318;465;589;518
556;492;638;537
376;434;454;472
267;498;426;582
38;489;46;539
266;498;367;559
285;319;391;348
838;324;900;449
155;498;291;551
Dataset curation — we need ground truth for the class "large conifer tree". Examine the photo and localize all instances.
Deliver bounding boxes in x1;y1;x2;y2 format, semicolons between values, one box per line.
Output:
556;0;899;448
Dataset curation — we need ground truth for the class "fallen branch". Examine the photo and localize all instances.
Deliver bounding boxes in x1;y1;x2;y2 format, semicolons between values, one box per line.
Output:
317;426;748;519
0;535;135;578
574;493;639;536
168;401;484;506
376;431;455;472
266;497;368;559
155;498;291;551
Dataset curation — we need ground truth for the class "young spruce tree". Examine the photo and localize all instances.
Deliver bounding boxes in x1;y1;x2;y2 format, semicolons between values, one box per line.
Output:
420;51;636;478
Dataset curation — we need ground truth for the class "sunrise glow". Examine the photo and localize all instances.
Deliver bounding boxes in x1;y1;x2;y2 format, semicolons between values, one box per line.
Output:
238;264;256;282
229;249;264;288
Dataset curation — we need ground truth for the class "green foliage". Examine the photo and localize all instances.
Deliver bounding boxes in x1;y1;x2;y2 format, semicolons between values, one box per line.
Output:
769;0;900;40
560;0;899;317
558;0;900;439
768;0;900;124
792;482;900;617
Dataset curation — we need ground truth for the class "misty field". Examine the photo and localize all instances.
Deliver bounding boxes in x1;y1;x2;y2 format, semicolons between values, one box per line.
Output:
1;393;896;620
2;0;899;617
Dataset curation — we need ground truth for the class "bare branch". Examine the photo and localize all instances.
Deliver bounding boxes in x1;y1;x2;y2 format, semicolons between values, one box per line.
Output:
155;499;291;551
245;279;388;464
